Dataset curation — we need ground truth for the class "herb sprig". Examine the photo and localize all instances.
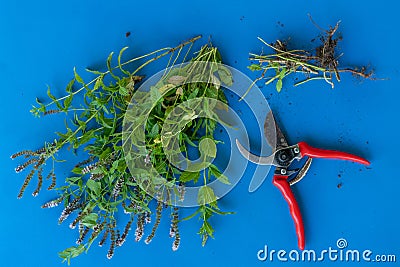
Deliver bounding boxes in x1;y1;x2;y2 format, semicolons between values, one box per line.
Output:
12;36;233;264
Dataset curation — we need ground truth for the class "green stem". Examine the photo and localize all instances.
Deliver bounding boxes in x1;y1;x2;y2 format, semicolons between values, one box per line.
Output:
44;36;202;109
131;35;202;76
294;76;326;86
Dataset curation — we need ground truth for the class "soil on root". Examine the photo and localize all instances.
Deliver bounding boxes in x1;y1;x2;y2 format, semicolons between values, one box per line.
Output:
250;17;375;89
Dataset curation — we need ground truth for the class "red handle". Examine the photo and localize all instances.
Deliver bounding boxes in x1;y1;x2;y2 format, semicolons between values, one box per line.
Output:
273;175;305;250
298;142;370;165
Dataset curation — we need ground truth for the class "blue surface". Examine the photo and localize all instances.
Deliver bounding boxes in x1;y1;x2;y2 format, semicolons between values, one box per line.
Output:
1;0;399;266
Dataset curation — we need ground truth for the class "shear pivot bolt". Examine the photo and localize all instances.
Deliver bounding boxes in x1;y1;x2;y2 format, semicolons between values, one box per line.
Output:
294;147;300;154
280;169;287;175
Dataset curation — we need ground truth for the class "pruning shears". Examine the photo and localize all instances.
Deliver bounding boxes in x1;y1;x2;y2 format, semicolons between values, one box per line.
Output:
236;111;370;250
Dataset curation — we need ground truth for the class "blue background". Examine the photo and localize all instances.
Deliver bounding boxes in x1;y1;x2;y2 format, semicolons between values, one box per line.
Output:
1;0;398;266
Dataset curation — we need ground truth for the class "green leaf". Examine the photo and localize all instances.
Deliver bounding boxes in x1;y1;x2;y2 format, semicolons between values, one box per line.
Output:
202;221;214;237
119;86;129;96
199;138;216;158
271;62;280;69
93;76;103;91
73;67;85;85
85;68;104;75
81;213;98;228
90;167;104;175
187;88;199;100
248;64;262;71
99;147;112;160
107;52;119;80
148;123;159;138
279;68;287;79
110;159;122;173
209;164;230;185
71;166;83;174
31;98;46;117
118;46;130;76
276;79;283;92
63;94;73;111
199;220;214;246
86;179;101;196
182;132;197;147
150;86;163;103
180;171;200;183
207;205;234;215
217;66;233;86
65;78;75;93
58;244;85;265
181;207;201;221
66;176;81;184
98;113;113;128
47;86;63;110
198;186;216;205
106;52;114;71
79;129;95;144
46;86;56;101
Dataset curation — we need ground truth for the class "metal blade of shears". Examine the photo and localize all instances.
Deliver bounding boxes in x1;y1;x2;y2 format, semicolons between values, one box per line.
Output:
236;139;275;165
289;157;313;186
264;111;289;151
247;111;289;192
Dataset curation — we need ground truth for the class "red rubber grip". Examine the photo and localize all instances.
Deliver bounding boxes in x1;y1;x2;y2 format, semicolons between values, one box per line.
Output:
273;175;305;250
298;142;370;165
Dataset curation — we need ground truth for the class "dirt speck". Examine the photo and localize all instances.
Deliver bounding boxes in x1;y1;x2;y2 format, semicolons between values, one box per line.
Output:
338;136;343;144
337;182;342;189
125;32;131;38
